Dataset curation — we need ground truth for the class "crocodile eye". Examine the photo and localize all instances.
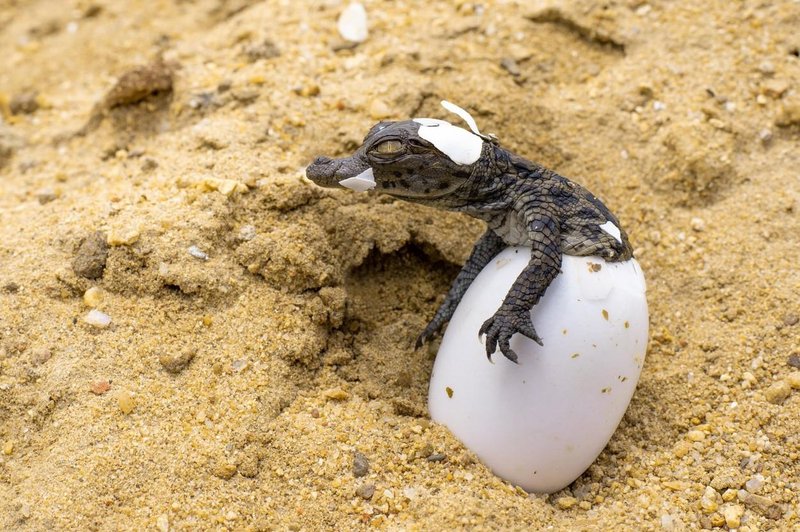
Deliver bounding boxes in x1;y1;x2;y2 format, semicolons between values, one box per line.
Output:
373;140;403;155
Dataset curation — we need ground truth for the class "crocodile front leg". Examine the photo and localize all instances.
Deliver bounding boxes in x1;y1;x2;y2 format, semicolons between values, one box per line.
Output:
416;230;506;349
479;207;561;363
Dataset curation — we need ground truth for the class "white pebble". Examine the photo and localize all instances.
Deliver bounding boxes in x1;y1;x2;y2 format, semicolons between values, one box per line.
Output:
85;309;111;328
231;359;249;372
745;474;764;493
188;245;209;260
156;514;169;532
690;217;705;232
337;3;368;43
238;225;257;241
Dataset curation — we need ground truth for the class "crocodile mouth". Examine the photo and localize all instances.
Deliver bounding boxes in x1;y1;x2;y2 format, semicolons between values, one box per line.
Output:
305;155;375;192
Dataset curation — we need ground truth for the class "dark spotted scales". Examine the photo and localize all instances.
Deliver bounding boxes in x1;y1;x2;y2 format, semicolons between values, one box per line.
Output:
307;117;633;363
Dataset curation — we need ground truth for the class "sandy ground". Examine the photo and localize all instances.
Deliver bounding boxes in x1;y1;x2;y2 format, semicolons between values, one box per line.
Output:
1;0;799;530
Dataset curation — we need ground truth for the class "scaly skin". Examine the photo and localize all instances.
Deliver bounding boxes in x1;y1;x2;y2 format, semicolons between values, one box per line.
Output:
306;118;633;363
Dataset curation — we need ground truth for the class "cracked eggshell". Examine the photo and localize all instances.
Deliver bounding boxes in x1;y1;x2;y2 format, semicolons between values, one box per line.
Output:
428;248;648;493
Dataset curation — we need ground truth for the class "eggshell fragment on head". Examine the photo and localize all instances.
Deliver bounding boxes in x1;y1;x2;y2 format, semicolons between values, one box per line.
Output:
599;221;622;243
338;167;376;192
440;100;483;136
413;119;483;165
428;249;649;493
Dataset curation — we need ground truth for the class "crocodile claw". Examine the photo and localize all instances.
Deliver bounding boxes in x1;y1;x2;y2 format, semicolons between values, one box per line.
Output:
479;308;543;363
415;319;443;350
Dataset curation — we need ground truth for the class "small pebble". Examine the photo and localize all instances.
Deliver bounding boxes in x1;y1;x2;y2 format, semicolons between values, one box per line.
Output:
238;225;257;241
764;380;791;404
213;461;238;480
83;286;104;307
141;158;158;172
787;371;800;389
776;102;800;127
783;314;799;326
37;189;58;204
188;245;208;260
243;38;280;62
427;453;446;462
84;309;111;328
30;347;52;365
231;88;259;104
700;486;719;513
745;474;764;493
324;388;350;401
73;231;109;279
156;514;169;532
556;496;577;510
687;430;705;442
369;99;392;120
762;79;789;99
3;282;19;293
337;3;368;43
3;441;13;455
355;483;375;500
231;359;249;372
500;57;521;77
238;453;260;478
199;177;247;196
690;217;705;232
353;451;369;477
757;61;775;75
90;380;111;395
9;91;39;115
722;504;743;529
709;118;727;129
117;390;135;414
159;348;196;374
107;226;140;246
742;492;782;519
293;84;320;98
713;514;727;528
789;354;800;368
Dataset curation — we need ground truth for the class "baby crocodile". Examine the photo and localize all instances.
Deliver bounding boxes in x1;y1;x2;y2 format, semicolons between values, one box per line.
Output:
306;101;633;363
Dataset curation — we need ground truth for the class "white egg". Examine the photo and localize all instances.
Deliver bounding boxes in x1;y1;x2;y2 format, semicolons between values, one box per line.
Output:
428;247;649;493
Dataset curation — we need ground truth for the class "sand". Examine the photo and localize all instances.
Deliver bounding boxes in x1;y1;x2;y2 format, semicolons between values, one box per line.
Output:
1;0;799;530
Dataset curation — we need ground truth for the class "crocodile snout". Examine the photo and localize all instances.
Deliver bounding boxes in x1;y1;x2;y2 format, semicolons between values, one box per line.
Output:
305;156;340;187
306;153;372;191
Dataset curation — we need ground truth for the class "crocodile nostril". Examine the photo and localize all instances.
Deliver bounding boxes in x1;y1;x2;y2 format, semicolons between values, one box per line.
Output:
312;156;333;165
